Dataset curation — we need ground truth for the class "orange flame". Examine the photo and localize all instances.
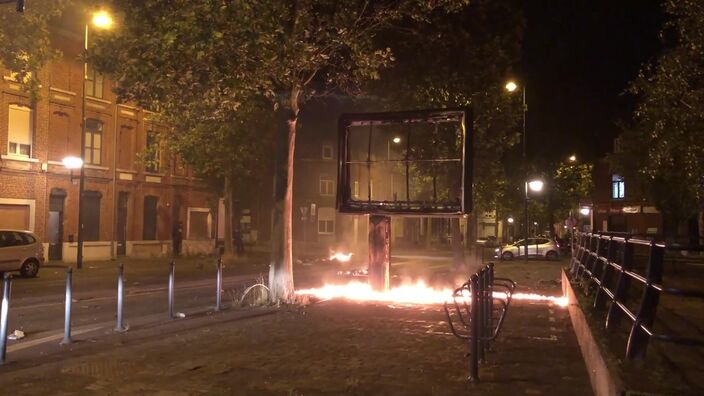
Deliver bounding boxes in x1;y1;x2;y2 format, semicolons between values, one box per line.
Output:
329;252;353;262
296;281;568;307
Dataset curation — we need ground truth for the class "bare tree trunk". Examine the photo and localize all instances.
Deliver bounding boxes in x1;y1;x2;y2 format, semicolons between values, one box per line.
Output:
222;175;235;258
269;88;300;302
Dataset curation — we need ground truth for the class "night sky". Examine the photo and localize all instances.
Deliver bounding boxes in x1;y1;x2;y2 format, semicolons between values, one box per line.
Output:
520;1;664;163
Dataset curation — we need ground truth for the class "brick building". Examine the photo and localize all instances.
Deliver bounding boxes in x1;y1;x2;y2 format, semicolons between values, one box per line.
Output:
0;22;215;262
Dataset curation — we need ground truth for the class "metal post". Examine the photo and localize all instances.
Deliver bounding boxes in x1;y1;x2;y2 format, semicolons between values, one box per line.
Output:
487;263;494;351
115;263;125;331
477;268;486;363
215;256;222;311
468;274;480;383
168;261;175;319
369;215;391;292
61;267;73;345
0;273;12;364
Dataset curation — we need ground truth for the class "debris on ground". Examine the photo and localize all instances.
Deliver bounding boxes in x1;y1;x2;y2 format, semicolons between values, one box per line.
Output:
8;329;25;340
175;312;186;318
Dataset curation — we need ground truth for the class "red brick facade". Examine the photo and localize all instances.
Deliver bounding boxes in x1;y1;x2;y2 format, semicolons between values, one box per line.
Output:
0;29;215;262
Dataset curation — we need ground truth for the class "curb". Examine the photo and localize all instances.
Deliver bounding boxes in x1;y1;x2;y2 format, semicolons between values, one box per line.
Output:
562;269;624;396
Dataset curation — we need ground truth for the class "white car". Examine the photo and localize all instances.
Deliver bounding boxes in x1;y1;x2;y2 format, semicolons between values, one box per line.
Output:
495;238;560;261
0;230;44;277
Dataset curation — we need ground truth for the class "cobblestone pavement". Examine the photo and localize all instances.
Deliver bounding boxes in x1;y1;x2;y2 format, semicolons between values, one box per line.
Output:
0;296;592;395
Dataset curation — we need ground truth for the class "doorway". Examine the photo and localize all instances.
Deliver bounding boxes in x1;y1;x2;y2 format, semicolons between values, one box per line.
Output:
116;192;129;256
48;189;66;261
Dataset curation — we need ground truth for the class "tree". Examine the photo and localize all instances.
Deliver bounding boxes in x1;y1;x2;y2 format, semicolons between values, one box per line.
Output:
547;161;593;234
613;0;704;238
90;0;472;302
0;0;70;98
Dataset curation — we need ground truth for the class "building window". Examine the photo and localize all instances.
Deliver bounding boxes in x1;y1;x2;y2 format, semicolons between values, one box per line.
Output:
143;196;158;240
317;207;335;235
145;129;161;173
83;191;101;241
84;119;102;165
7;104;32;157
320;178;334;196
85;65;104;98
612;174;625;199
322;144;333;160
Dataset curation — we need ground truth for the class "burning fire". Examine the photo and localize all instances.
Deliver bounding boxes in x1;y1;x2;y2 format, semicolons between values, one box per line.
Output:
329;252;353;262
296;281;568;307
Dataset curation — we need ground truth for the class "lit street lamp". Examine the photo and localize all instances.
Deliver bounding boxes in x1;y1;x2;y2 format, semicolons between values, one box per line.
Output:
569;154;577;162
77;10;113;269
524;178;544;258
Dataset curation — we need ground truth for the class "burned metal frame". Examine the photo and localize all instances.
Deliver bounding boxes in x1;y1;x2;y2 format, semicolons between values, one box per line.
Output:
337;108;473;216
569;232;704;359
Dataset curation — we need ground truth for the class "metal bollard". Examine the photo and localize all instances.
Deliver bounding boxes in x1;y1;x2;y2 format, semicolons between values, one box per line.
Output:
477;268;487;363
487;263;494;351
61;267;73;345
215;256;222;311
0;273;13;364
115;263;126;332
168;261;175;319
468;274;480;383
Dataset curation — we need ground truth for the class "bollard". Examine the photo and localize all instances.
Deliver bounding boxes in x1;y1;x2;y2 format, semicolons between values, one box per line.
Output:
478;268;487;363
215;256;223;311
61;267;73;345
487;263;495;351
0;273;12;364
115;263;126;332
468;274;480;383
168;261;175;319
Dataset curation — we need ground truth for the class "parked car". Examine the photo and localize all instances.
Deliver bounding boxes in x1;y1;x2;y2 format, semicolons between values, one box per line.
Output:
495;237;560;261
0;230;43;277
476;236;499;247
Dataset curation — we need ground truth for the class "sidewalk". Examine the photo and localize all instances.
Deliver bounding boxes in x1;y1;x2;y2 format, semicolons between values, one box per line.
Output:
0;297;592;395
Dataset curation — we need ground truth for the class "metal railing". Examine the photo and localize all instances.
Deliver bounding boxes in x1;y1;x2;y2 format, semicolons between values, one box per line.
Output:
444;263;516;383
0;256;251;364
569;232;704;359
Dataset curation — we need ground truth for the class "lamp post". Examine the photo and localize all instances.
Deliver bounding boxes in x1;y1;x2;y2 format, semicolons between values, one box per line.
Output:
524;179;543;258
77;10;113;269
387;136;401;200
507;217;514;242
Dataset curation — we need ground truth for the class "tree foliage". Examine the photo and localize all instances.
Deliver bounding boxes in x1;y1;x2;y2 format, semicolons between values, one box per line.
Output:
0;0;70;97
612;0;704;224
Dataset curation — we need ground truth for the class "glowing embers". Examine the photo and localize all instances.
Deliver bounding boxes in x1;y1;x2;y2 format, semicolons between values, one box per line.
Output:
296;281;569;307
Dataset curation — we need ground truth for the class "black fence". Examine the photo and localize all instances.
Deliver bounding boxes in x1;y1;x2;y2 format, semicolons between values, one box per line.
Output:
444;263;516;382
568;232;704;359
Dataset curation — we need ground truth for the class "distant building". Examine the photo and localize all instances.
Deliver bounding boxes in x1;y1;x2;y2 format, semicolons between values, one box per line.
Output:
0;23;215;262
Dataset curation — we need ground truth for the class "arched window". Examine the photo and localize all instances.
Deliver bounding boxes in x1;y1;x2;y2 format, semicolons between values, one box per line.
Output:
84;119;103;165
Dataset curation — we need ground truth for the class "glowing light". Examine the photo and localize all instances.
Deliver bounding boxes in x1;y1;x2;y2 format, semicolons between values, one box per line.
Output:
392;137;401;144
296;281;568;308
329;252;353;262
62;156;83;169
580;207;590;216
505;81;518;92
507;217;514;224
569;155;577;162
92;10;113;29
528;180;544;192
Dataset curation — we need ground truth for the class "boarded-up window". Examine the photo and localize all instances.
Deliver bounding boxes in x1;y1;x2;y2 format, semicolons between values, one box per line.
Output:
188;210;210;240
0;204;30;230
8;104;32;157
143;196;158;240
83;191;101;241
118;122;135;170
48;109;70;161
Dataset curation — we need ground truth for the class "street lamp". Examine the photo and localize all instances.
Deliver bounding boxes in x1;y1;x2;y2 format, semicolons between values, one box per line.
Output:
569;154;577;162
387;137;401;200
77;10;113;269
524;178;544;258
506;80;531;257
507;217;514;242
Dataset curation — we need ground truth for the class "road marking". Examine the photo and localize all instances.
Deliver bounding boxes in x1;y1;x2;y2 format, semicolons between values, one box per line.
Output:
7;325;104;352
